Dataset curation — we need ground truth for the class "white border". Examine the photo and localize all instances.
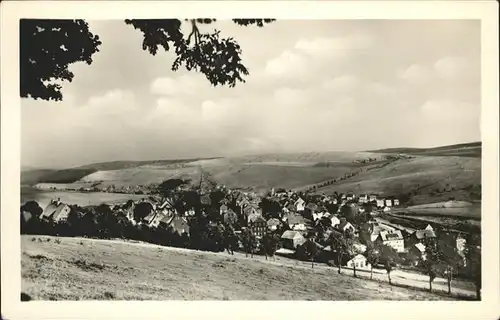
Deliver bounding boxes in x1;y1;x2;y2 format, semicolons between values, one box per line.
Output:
1;1;499;320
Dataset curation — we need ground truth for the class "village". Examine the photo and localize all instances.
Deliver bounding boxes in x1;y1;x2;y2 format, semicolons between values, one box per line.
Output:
21;176;479;299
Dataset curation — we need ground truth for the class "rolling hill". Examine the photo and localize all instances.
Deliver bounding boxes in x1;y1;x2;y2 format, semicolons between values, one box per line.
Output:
369;141;481;158
21;142;481;205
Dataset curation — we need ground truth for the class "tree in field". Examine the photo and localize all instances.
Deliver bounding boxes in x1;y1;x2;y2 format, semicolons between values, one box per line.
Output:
21;19;275;101
365;242;380;280
464;233;481;300
241;228;257;258
330;229;354;274
379;245;400;285
222;224;238;255
262;232;281;261
437;233;465;295
303;238;319;269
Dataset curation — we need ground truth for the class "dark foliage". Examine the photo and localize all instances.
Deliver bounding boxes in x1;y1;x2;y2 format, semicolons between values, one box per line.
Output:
21;19;274;101
20;19;102;101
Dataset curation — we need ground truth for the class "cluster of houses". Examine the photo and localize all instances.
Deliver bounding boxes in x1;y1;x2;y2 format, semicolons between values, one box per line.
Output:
28;184;466;271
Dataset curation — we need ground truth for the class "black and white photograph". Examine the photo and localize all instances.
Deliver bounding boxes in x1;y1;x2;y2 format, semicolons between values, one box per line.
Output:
1;1;499;319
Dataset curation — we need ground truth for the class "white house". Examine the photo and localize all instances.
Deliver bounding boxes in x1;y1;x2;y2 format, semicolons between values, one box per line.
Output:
345;254;370;269
376;230;405;252
393;199;400;206
294;198;306;212
330;215;341;227
385;199;393;207
358;194;368;203
338;221;356;233
376;199;385;207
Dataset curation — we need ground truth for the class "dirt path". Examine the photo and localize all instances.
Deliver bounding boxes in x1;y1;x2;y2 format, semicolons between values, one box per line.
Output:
75;237;476;299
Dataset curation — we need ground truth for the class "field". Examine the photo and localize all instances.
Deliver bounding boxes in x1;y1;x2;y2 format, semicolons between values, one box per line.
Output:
370;141;481;158
21;236;459;301
21;142;482;204
314;155;480;204
21;187;145;208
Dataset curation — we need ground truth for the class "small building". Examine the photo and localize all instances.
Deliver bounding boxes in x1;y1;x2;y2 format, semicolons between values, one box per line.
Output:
337;220;356;234
408;243;427;262
376;199;385;207
393;199;400;206
376;230;405;252
223;209;239;227
330;215;341;227
407;228;436;248
281;230;306;250
40;200;71;223
369;194;378;202
358;194;368;203
346;193;355;201
220;204;229;215
346;254;370;269
294;198;306;212
385;199;393;207
249;215;267;238
267;218;282;231
283;213;307;231
159;215;190;236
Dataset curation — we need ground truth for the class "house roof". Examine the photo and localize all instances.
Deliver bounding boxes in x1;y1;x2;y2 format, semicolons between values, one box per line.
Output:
267;218;281;227
414;243;426;253
414;229;436;239
338;220;354;230
168;216;190;234
285;214;305;225
281;230;304;240
249;215;266;224
305;202;319;211
379;230;404;241
348;254;367;262
243;205;259;216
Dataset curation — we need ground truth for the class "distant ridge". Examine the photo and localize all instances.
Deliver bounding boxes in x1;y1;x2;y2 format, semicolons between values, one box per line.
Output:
368;141;481;158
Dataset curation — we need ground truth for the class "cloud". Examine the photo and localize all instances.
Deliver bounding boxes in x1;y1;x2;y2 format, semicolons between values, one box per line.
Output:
398;64;430;82
264;50;308;78
322;75;359;91
295;35;372;59
150;74;206;96
434;56;468;79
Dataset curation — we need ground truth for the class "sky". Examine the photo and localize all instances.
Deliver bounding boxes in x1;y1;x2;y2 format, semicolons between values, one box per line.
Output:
21;19;481;168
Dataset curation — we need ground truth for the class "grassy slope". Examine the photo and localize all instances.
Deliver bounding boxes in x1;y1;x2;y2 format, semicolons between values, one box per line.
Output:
21;236;455;301
314;156;481;204
369;142;481;158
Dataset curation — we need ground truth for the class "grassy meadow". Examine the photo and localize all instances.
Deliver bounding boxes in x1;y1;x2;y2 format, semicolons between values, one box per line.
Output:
21;236;458;301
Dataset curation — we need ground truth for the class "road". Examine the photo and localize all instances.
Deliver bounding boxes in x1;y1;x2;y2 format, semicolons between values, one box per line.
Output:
73;236;476;299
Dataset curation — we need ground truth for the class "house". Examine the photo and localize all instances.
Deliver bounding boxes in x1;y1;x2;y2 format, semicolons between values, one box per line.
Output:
159;215;190;236
243;205;260;219
383;206;391;212
369;194;378;202
376;230;405;252
220;204;229;215
337;220;356;234
346;193;355;201
267;218;282;231
249;216;267;237
294;198;306;212
376;199;385;207
407;228;436;247
283;213;307;231
393;199;400;206
330;215;341;227
223;209;239;227
358;194;368;203
305;202;319;215
408;243;427;263
281;230;306;250
345;254;370;269
385;199;393;207
40;200;71;223
340;193;347;200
